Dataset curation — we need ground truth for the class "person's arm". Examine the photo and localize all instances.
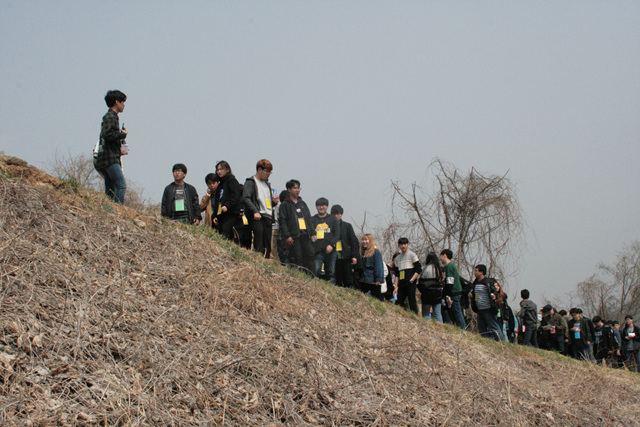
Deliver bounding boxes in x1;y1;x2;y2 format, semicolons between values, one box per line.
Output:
410;259;422;283
190;185;201;223
443;265;454;297
199;193;210;212
303;204;316;239
373;250;385;284
161;186;171;218
101;112;126;144
224;177;242;212
278;203;292;241
347;225;359;265
242;179;260;218
326;217;340;246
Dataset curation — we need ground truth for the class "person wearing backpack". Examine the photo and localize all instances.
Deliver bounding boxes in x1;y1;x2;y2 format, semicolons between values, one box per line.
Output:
440;249;466;329
470;264;505;341
417;252;444;322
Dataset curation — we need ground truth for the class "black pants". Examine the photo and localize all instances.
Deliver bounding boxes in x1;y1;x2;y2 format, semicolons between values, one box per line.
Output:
359;281;384;300
335;258;356;288
396;280;418;314
248;216;273;258
288;235;315;276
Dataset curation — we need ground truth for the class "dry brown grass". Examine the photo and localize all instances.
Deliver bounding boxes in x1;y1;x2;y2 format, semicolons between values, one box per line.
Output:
1;155;639;426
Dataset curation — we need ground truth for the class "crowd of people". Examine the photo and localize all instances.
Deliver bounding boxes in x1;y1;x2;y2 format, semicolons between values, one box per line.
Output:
94;89;640;374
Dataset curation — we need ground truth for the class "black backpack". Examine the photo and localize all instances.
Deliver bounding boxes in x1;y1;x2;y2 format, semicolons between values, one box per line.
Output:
459;277;474;309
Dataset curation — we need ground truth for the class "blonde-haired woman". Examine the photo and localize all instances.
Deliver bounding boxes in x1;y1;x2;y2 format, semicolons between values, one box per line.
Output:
359;234;385;300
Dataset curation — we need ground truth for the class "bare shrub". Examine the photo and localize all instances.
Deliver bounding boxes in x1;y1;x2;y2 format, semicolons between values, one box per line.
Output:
578;240;640;321
381;158;526;280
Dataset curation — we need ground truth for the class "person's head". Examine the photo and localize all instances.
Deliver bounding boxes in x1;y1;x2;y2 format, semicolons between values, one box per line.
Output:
172;163;187;183
105;90;127;110
286;179;301;199
572;308;583;320
625;315;634;325
474;264;487;279
215;161;232;178
330;204;344;221
593;316;603;326
398;237;409;253
255;159;273;181
315;197;329;216
520;289;530;300
440;249;453;264
361;233;377;257
424;251;439;266
612;320;620;330
494;281;502;292
279;189;288;202
205;172;219;191
542;304;553;316
558;309;567;317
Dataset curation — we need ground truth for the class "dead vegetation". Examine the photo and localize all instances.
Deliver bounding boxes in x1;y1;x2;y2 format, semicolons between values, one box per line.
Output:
0;155;639;426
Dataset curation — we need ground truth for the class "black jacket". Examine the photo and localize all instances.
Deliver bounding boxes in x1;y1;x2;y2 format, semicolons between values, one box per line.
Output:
278;197;316;241
213;174;242;218
161;182;201;223
337;219;359;260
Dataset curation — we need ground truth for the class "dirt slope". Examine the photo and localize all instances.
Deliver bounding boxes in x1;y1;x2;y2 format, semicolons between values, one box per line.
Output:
1;155;639;426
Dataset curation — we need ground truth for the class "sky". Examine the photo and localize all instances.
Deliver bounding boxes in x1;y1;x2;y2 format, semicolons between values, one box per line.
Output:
2;1;639;307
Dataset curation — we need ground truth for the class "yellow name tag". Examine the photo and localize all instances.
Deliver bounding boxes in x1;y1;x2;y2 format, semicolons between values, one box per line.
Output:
242;214;248;225
400;271;405;280
298;218;306;230
317;229;325;239
336;241;343;251
266;199;272;209
217;205;222;215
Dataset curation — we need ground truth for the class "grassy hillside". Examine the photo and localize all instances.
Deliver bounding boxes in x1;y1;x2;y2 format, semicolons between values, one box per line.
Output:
1;155;639;426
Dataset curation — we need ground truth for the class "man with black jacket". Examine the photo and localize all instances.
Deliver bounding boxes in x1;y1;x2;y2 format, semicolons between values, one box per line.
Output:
568;308;592;360
311;198;340;284
161;163;201;225
278;179;316;276
539;305;568;353
593;316;617;366
331;205;359;288
471;265;505;341
242;159;279;258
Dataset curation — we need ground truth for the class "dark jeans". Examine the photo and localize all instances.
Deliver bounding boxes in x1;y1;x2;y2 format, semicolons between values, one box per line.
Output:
449;295;466;329
522;325;538;347
217;215;236;241
335;258;356;288
288;236;316;277
97;162;126;204
622;349;640;372
396;280;418;314
477;309;506;341
359;281;384;300
248;216;273;258
315;250;337;284
573;341;589;360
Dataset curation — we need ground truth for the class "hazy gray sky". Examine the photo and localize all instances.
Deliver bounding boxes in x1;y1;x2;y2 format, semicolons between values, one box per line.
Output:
2;1;639;306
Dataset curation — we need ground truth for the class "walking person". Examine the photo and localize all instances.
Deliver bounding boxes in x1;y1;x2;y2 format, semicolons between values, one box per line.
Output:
417;252;443;322
358;234;385;300
94;90;128;204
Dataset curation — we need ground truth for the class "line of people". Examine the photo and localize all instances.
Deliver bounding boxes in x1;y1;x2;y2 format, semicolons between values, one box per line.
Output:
91;91;638;373
156;158;640;373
